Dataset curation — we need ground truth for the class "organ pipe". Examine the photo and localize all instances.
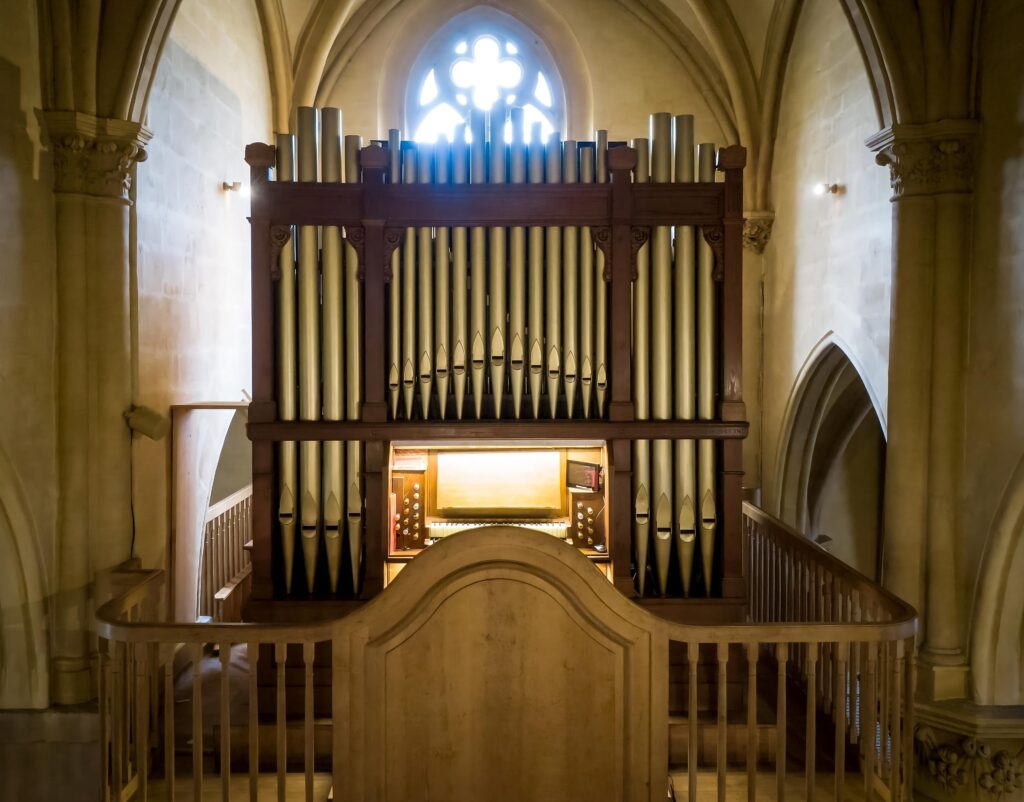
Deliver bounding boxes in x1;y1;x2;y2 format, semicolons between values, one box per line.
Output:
544;133;562;418
649;112;673;596
673;114;697;596
401;142;418;420
320;107;344;593
296;107;320;593
451;125;470;420
275;133;297;594
434;138;452;419
489;111;508;418
508;108;527;419
527;123;545;419
469;111;487;419
387;128;401;419
417;143;435;419
344;134;363;593
697;142;718;593
594;130;609;417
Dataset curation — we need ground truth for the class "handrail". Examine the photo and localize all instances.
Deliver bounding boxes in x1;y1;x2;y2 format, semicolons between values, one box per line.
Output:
204;484;253;523
743;501;916;624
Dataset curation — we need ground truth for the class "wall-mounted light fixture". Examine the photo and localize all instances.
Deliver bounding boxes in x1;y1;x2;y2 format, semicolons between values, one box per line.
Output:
812;182;841;196
125;405;170;441
222;181;242;192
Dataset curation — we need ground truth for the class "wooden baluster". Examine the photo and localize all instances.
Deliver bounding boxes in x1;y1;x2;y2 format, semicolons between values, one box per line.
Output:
112;641;124;801
863;641;877;802
746;642;758;802
149;643;160;754
304;642;315;802
221;643;232;802
823;574;832;712
688;642;699;802
718;643;729;802
99;640;111;802
890;642;903;802
879;640;889;781
248;641;260;802
902;641;915;802
164;650;175;802
136;644;150;801
851;598;861;746
834;642;848;802
776;643;788;802
805;643;817;802
192;642;205;801
277;643;287;802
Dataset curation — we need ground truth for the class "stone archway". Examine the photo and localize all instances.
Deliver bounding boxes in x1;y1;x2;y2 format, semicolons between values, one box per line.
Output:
773;339;886;579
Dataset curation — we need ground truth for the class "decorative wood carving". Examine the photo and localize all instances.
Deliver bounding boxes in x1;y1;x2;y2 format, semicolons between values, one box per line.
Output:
594;226;612;278
630;226;650;281
348;226;366;277
268;225;291;280
333;527;668;802
382;227;403;282
702;225;725;279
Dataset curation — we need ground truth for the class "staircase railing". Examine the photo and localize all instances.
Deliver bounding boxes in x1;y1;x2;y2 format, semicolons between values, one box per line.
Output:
96;505;916;801
198;485;253;620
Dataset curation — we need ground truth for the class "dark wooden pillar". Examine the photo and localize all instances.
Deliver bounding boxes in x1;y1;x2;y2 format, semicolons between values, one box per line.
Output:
717;145;747;600
245;143;278;600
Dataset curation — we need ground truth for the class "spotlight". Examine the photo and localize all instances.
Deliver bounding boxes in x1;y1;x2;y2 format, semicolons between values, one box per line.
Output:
813;182;840;196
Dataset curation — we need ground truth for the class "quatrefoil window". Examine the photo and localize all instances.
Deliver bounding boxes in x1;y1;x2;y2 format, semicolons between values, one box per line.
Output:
407;12;564;144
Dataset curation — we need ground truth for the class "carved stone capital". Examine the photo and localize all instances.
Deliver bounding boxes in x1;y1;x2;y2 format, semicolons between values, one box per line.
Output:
742;211;774;255
866;120;979;200
43;111;151;199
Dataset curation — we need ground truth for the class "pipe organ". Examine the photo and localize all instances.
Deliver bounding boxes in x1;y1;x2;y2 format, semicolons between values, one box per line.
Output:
244;106;748;612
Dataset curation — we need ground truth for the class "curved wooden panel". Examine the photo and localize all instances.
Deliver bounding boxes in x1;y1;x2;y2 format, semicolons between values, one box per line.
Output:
332;527;668;802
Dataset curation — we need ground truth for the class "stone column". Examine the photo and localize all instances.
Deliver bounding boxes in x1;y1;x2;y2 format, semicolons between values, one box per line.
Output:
869;120;977;701
44;111;150;704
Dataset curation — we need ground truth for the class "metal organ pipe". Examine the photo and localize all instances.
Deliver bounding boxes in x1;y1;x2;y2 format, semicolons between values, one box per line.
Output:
401;142;418;420
488;112;509;418
673;114;697;596
544;133;562;418
434;138;452;419
387;128;401;419
296;107;321;593
417;143;435;420
508;108;527;419
320;107;344;593
451;125;470;420
469;111;487;419
578;142;595;419
594;130;609;417
526;123;545;419
697;142;718;594
649;112;673;596
274;133;297;594
343;133;364;593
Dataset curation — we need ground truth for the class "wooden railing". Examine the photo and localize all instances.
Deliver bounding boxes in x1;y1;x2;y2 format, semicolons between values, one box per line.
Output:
199;486;253;620
96;506;916;801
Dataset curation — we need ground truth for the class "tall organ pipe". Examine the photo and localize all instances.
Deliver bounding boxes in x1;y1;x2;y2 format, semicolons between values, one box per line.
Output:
595;130;609;417
526;123;545;418
451;125;470;419
488;111;508;418
469;111;487;419
578;142;595;419
632;137;651;595
544;133;563;418
343;134;364;592
508;108;527;419
320;107;344;593
387;129;401;419
434;138;451;419
400;142;417;419
275;133;297;594
673;114;697;596
296;107;321;593
697;143;718;593
417;143;435;419
562;140;579;418
649;112;673;596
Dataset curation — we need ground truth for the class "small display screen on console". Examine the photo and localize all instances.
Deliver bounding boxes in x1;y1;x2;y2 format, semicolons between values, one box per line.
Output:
566;460;601;492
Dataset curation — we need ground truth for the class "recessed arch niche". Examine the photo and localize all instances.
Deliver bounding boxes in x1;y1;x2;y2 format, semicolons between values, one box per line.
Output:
773;339;887;580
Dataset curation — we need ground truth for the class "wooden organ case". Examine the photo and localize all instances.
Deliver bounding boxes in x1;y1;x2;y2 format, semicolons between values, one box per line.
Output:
243;108;748;624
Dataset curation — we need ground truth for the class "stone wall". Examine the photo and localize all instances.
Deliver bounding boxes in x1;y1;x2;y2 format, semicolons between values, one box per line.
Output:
132;0;271;586
760;0;891;539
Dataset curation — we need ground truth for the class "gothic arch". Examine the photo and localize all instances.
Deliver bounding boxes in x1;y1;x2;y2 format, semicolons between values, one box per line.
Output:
0;444;50;709
970;454;1024;705
772;336;886;577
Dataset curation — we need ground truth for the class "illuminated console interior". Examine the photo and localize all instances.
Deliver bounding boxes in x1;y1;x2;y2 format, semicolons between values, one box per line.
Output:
387;442;609;583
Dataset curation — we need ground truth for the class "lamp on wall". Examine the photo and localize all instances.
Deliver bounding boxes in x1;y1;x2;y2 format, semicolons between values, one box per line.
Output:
222;180;249;197
812;182;841;196
125;405;170;441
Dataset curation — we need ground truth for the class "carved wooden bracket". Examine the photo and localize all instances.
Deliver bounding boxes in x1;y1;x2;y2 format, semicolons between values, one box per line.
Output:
594;227;611;278
594;226;649;282
269;225;291;280
701;225;725;280
383;228;403;283
630;227;650;281
348;227;366;277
